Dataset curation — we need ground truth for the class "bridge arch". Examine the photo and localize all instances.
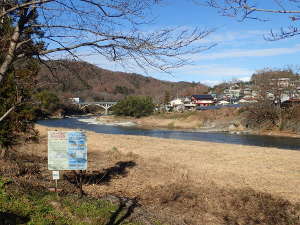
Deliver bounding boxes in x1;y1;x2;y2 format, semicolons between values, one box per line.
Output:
77;101;117;115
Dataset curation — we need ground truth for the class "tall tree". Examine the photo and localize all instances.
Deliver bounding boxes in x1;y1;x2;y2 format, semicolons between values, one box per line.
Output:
0;11;42;157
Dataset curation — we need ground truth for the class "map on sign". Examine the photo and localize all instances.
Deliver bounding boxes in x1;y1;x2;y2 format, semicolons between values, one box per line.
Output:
48;131;87;170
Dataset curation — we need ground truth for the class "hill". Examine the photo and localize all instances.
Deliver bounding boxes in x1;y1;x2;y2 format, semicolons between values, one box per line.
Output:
37;60;208;102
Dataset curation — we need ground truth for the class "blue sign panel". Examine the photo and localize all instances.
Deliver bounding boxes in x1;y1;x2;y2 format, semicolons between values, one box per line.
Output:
48;131;87;170
67;132;87;170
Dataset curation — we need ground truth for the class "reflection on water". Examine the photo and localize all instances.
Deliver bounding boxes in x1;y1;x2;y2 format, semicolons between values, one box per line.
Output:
37;117;300;150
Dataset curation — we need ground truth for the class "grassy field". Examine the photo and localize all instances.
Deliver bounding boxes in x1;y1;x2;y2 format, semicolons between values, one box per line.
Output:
0;176;149;225
0;124;299;225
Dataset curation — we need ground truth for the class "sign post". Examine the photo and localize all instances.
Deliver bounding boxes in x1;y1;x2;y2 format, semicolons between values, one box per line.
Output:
48;131;87;196
52;171;59;194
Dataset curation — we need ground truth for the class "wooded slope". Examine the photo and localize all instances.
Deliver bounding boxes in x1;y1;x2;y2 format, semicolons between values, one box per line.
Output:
37;60;208;102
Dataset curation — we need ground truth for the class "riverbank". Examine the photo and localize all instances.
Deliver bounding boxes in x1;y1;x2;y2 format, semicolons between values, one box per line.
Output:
97;111;300;138
30;124;300;224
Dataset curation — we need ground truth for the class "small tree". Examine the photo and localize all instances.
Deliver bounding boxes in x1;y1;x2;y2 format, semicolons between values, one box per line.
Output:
33;90;60;118
113;96;155;118
163;91;171;104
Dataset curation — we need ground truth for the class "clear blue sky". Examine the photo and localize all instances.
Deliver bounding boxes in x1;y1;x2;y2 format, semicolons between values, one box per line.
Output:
83;0;300;86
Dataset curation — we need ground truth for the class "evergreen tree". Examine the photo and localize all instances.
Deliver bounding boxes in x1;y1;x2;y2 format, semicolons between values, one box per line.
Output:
0;14;43;157
112;96;155;118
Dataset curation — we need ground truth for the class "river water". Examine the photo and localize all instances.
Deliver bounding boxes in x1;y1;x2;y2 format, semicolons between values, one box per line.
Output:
37;117;300;150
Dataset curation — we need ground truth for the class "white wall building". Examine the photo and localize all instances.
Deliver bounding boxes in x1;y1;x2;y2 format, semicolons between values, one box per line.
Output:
170;98;183;107
69;97;80;103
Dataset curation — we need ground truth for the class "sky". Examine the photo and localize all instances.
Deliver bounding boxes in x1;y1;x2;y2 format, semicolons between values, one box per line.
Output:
80;0;300;86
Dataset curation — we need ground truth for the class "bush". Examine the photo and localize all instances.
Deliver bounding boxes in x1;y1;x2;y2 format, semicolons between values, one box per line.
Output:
239;101;280;130
112;96;155;118
33;90;60;118
240;102;300;133
280;105;300;132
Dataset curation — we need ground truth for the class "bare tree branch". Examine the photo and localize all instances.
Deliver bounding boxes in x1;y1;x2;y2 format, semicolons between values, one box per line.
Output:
203;0;300;40
0;0;54;18
0;0;215;86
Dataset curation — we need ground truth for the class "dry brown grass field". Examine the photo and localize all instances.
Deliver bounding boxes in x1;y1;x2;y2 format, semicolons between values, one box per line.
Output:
16;124;297;225
2;124;299;225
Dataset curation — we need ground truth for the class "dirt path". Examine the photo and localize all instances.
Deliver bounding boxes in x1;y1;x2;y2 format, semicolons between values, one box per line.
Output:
36;124;300;203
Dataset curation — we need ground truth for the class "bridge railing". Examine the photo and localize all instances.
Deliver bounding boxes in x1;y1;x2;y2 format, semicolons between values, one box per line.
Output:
77;101;117;105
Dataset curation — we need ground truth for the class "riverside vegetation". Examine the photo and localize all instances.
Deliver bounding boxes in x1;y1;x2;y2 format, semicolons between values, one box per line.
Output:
121;102;300;136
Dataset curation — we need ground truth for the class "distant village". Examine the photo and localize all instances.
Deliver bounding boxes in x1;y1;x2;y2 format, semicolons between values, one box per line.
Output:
68;73;300;113
165;76;300;112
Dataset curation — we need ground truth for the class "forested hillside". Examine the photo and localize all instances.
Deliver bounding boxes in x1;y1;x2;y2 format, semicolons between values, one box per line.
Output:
37;60;208;102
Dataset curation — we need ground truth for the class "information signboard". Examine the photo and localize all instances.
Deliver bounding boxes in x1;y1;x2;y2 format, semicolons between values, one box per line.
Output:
52;171;60;180
48;131;87;170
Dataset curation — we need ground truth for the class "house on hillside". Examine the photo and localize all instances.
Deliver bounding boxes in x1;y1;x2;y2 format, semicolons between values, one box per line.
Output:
238;96;257;104
69;97;80;103
191;95;215;106
183;97;196;109
229;88;242;98
169;98;185;111
217;100;230;105
243;88;252;96
170;98;183;107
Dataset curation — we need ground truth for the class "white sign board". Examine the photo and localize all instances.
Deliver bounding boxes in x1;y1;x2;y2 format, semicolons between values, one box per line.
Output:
48;131;87;170
52;171;60;180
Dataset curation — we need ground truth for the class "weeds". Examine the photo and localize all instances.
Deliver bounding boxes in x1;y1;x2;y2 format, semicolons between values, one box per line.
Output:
143;180;300;225
167;122;175;129
0;177;141;225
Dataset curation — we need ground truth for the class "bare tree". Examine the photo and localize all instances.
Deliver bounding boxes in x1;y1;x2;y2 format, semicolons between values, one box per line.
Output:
0;0;214;85
251;69;299;103
202;0;300;40
0;0;216;122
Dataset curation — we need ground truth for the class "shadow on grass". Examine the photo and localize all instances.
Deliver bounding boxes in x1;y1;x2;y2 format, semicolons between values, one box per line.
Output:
0;212;30;225
106;197;139;225
63;161;136;194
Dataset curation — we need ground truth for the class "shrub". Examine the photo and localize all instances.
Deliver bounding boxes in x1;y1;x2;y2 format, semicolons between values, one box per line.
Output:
239;101;280;130
33;90;60;118
280;105;300;132
112;96;155;118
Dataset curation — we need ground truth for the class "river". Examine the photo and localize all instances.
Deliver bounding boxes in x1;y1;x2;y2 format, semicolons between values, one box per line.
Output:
37;116;300;150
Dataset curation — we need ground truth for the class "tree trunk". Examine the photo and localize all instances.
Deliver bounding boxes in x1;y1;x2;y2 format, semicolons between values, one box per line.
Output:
0;106;15;122
0;16;21;84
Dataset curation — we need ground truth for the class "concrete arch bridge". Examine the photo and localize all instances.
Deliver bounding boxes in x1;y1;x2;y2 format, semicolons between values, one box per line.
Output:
77;102;117;115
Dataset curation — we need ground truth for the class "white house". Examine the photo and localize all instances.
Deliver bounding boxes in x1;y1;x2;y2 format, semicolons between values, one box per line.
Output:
218;100;230;105
239;98;257;104
69;97;80;103
170;98;184;107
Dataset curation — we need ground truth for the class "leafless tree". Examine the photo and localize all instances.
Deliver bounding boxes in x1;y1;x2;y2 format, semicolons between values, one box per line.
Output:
251;69;299;102
0;0;215;83
202;0;300;40
0;0;216;120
